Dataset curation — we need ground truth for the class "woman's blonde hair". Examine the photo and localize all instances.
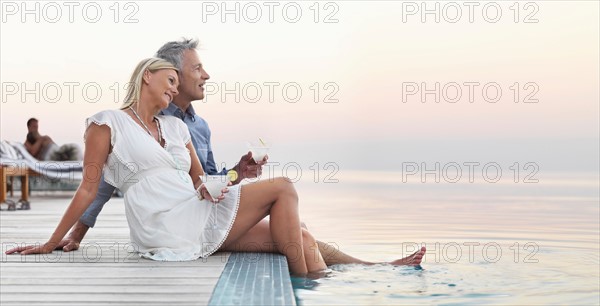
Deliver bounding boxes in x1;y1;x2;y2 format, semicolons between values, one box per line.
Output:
120;58;178;110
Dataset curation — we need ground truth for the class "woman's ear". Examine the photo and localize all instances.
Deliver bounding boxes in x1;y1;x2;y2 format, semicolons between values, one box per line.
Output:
142;69;152;85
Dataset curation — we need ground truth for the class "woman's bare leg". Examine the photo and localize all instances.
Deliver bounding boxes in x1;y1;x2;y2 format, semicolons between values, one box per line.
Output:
220;177;309;275
221;219;326;272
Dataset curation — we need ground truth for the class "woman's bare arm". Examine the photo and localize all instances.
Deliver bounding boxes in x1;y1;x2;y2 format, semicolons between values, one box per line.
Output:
13;124;111;255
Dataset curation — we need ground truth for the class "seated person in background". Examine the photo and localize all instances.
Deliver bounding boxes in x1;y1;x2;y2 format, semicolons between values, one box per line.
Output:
24;118;82;161
24;118;55;159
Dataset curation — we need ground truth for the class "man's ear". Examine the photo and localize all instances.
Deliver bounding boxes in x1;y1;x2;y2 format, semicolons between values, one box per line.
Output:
142;69;151;85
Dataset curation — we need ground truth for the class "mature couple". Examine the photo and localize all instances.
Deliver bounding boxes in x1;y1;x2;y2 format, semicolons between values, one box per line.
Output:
7;39;425;275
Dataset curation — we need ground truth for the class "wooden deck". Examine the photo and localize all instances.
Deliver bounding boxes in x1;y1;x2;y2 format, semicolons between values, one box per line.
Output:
0;193;230;305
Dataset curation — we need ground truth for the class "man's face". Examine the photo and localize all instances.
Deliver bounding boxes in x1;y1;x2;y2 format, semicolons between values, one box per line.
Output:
28;121;38;133
177;50;210;101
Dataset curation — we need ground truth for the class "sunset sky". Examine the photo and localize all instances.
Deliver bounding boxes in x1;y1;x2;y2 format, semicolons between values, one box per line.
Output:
1;1;598;173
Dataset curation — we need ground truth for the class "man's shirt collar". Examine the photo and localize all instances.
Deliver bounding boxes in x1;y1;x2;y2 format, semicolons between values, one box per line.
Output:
161;102;197;121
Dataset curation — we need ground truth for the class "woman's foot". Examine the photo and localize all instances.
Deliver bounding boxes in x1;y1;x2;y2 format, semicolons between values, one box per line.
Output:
390;247;426;266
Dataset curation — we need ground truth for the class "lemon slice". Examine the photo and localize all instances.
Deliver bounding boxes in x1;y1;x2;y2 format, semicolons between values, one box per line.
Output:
227;170;238;182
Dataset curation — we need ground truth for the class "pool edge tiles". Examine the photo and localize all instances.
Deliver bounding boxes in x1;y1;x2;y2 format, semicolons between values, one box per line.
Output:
208;253;296;306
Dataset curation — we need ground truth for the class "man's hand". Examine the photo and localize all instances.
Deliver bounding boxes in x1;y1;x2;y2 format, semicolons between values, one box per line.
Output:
56;235;81;252
59;221;90;252
231;151;268;184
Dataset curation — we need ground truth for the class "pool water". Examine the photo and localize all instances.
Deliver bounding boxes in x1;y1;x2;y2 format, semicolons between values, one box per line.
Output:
291;172;600;305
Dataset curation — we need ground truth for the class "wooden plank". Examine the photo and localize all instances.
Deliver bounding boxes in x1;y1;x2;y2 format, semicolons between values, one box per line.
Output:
0;266;227;277
0;260;229;266
0;293;211;303
1;285;216;294
0;278;219;285
0;304;202;306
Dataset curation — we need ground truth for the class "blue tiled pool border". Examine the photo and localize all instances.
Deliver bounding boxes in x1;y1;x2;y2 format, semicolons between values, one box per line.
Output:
208;253;296;305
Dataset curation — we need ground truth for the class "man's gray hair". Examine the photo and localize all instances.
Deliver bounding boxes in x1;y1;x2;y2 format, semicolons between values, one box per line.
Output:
155;38;199;71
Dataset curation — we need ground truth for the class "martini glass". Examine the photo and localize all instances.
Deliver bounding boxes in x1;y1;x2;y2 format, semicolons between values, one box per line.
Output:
247;139;270;163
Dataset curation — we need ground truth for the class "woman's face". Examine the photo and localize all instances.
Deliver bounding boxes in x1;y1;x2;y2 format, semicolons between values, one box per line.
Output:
145;68;179;109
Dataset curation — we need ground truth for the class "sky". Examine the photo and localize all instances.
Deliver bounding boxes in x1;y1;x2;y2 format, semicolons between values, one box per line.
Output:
1;1;598;174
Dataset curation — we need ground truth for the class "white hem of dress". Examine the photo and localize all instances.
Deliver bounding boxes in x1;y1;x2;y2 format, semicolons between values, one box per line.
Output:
200;184;242;258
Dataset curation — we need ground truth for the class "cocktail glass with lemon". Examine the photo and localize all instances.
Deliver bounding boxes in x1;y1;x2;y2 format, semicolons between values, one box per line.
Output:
247;138;270;163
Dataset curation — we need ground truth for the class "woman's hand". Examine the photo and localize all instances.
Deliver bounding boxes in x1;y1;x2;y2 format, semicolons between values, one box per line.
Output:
5;242;57;255
197;182;231;204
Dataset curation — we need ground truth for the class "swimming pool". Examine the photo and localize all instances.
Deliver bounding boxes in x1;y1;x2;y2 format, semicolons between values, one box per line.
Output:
291;172;599;305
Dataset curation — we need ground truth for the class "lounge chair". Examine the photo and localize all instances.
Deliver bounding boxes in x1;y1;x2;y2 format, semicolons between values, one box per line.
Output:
0;141;82;210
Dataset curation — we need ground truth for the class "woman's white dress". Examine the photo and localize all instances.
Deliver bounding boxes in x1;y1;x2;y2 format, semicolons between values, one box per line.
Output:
86;110;241;261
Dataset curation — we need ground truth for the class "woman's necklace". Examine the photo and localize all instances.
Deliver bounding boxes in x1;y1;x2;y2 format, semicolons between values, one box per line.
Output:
129;106;162;143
